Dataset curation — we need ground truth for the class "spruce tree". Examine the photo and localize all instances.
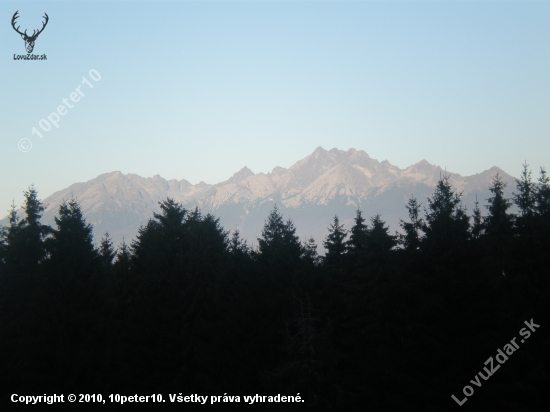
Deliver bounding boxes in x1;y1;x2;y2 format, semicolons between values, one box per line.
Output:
257;205;303;269
0;225;6;267
364;214;396;265
183;210;229;275
347;209;368;259
4;187;52;272
131;198;187;273
535;167;550;217
513;162;536;217
484;174;514;274
532;168;550;256
323;215;347;267
513;163;535;241
302;237;320;267
46;199;97;277
485;174;514;240
471;195;484;240
98;232;116;270
229;229;250;256
113;238;132;277
1;202;20;269
421;175;470;260
399;197;423;252
227;229;253;279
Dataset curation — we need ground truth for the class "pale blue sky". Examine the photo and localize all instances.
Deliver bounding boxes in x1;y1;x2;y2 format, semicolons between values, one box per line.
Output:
1;1;549;211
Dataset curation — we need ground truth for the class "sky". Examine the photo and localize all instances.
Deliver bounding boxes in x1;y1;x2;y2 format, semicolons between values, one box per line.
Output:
1;0;549;212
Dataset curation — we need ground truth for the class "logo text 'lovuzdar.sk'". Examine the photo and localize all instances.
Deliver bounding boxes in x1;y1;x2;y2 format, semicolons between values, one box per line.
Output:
451;319;541;406
13;54;47;61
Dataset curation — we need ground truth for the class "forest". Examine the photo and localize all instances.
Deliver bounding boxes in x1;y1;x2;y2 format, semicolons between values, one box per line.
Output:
1;165;549;411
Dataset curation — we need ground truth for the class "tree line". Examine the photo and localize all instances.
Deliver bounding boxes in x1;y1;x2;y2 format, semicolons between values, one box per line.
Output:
1;164;549;411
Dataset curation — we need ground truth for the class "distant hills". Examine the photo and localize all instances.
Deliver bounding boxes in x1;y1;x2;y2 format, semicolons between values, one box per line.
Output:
2;147;517;249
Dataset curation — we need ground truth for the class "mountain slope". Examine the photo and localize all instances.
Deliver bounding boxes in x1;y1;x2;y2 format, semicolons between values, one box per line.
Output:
2;147;517;249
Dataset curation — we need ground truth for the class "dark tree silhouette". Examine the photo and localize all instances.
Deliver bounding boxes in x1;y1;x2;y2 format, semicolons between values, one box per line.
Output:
113;238;132;274
3;187;52;272
0;202;20;268
535;168;550;217
131;198;187;274
471;195;484;240
485;174;514;232
421;175;470;262
1;173;549;411
46;199;97;277
257;205;303;270
98;232;116;270
514;162;536;218
229;228;250;256
364;214;396;266
323;215;347;267
302;237;320;267
484;174;515;275
346;209;369;266
399;196;423;252
0;222;7;267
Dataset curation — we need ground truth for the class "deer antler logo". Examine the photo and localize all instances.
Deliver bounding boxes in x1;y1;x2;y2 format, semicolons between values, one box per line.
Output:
12;11;49;54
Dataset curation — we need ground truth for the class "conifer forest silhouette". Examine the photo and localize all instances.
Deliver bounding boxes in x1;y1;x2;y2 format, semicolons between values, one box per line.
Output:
1;165;549;411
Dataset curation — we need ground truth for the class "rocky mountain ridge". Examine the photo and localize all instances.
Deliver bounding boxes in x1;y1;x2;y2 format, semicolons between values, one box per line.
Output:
2;147;517;249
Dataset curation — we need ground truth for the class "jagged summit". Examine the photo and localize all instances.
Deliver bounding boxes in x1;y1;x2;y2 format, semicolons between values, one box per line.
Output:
229;167;254;183
271;166;287;175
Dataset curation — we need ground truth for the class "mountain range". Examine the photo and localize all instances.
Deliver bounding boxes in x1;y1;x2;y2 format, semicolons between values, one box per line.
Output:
2;147;517;250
